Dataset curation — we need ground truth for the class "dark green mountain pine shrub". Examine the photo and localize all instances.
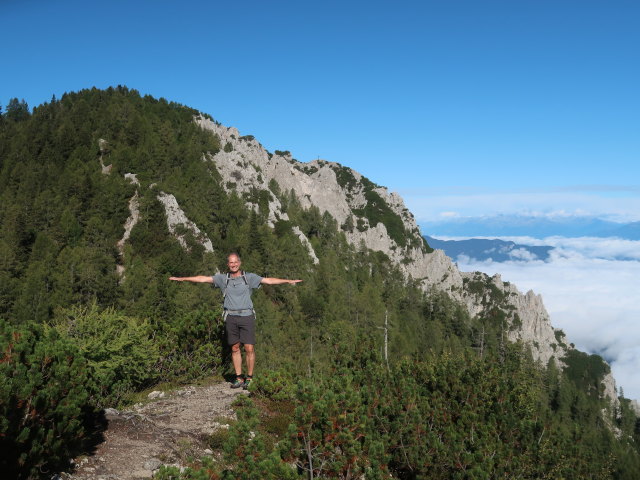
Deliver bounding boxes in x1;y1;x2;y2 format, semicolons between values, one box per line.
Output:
49;304;159;407
157;343;619;479
150;306;227;381
0;319;93;478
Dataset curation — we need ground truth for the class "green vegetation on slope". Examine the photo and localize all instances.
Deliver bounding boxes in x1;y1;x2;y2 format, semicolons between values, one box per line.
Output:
327;163;429;252
158;343;640;479
1;87;638;479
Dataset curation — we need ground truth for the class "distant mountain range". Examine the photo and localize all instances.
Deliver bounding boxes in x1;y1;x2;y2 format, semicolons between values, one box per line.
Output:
423;215;640;240
424;236;553;263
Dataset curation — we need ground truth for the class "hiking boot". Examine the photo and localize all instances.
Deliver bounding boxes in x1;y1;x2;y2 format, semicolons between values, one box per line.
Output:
230;377;245;389
243;377;252;390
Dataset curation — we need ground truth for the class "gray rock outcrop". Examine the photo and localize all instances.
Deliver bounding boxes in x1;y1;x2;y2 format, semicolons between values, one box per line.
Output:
193;115;620;408
112;116;619;408
156;192;214;253
195;116;423;271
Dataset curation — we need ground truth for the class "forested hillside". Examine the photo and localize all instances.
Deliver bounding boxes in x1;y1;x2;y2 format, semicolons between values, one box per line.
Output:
1;87;639;479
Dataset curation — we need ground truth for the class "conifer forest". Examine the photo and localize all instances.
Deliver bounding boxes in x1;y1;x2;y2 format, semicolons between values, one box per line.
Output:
1;87;639;479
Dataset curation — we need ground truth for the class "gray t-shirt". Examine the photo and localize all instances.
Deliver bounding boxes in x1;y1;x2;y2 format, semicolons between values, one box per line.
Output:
212;272;263;315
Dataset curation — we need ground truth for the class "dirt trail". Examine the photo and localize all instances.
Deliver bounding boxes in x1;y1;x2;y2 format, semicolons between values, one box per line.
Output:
61;381;247;480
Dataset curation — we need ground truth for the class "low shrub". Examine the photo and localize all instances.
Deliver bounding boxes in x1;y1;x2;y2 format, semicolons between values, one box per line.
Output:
0;319;93;478
49;304;159;407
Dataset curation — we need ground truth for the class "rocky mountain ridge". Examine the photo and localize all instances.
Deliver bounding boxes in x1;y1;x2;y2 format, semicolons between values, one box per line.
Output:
111;115;618;406
194;125;561;336
194;117;619;406
424;235;554;262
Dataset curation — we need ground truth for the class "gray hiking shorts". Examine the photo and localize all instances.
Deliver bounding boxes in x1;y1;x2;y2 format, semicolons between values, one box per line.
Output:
225;314;256;345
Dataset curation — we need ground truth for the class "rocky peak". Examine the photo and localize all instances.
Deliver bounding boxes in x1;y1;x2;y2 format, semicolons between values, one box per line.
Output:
195;116;427;271
189;116;621;407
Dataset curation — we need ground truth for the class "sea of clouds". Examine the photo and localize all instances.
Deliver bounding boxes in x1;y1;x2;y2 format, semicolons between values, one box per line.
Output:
451;236;640;400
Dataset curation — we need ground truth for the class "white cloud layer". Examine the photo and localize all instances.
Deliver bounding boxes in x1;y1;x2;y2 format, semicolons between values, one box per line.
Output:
402;188;640;223
445;235;640;261
454;236;640;400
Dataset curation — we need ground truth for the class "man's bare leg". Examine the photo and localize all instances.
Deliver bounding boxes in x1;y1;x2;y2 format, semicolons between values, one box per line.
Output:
244;344;255;377
231;342;243;377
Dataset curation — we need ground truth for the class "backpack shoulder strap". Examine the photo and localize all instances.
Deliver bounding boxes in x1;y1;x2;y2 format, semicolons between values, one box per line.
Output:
223;272;249;299
223;273;231;298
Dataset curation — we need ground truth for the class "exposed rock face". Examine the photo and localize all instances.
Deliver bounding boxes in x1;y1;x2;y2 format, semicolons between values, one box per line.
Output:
195;117;424;272
493;274;563;367
116;174;141;278
98;138;110;154
193;115;624;408
292;226;319;264
418;248;465;294
156;192;214;253
98;138;113;175
602;371;618;405
116;172;215;279
112;116;619;407
124;172;140;186
118;194;140;252
115;192;139;277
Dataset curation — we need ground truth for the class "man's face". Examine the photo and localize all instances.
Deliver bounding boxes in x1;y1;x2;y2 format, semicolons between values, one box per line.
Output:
227;255;241;274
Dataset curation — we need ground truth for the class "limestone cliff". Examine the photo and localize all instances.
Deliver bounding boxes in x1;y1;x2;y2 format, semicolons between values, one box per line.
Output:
195;117;426;273
109;115;618;408
156;192;214;253
192;116;619;406
114;173;214;277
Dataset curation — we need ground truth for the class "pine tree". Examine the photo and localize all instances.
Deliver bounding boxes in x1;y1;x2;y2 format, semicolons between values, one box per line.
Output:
5;98;30;122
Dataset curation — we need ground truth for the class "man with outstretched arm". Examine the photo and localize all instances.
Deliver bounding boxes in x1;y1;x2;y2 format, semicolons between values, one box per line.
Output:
169;252;302;389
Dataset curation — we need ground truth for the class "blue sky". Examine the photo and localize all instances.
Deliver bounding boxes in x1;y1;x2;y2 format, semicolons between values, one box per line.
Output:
2;0;639;223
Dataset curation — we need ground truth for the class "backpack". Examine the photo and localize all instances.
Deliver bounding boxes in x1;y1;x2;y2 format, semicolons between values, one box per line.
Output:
221;271;255;320
222;271;248;300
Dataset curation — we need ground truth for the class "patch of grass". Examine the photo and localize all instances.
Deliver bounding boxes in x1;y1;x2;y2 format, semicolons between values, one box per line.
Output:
254;397;296;438
208;428;232;450
122;381;179;407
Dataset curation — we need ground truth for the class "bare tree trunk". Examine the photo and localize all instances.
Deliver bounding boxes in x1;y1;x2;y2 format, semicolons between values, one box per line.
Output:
384;310;389;370
304;432;314;480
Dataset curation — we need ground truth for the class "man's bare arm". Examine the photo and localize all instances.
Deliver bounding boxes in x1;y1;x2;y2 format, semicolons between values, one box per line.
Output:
261;278;303;285
169;276;213;283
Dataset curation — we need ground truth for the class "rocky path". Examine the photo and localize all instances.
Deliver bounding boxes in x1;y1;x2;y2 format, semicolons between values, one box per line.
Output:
61;381;247;480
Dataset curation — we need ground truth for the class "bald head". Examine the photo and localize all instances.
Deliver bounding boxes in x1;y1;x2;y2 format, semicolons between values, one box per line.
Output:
227;253;242;276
